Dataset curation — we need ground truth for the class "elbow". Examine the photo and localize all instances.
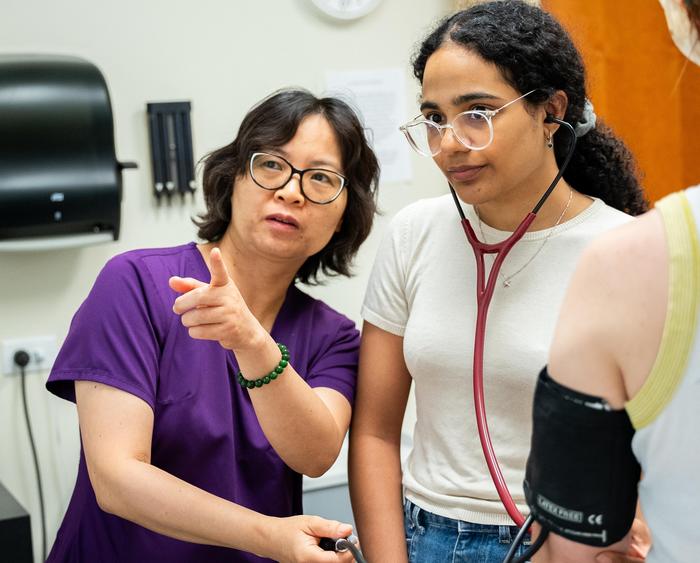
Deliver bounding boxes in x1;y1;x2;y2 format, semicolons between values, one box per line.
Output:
91;476;119;515
96;497;117;516
87;457;143;517
296;425;346;477
303;457;335;479
304;467;326;479
296;443;341;478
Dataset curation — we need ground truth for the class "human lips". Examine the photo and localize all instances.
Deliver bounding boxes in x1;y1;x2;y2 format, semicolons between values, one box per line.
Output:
446;164;485;183
265;213;300;229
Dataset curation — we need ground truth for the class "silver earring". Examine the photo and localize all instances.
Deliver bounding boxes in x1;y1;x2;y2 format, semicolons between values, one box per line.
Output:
546;132;553;148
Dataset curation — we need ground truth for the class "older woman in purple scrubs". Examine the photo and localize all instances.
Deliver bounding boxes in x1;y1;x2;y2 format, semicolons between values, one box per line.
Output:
45;88;379;563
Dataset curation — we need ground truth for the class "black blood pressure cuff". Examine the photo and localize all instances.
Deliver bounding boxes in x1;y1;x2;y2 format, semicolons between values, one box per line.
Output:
523;367;641;547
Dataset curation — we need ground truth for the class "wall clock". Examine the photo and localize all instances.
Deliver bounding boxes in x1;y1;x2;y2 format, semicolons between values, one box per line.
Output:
310;0;383;20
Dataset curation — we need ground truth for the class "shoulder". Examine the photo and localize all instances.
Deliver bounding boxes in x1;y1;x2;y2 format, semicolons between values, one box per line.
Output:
549;208;667;406
563;209;665;336
289;286;358;337
91;243;200;319
105;242;198;273
381;194;460;253
578;208;664;284
657;186;700;229
557;208;664;343
99;243;199;286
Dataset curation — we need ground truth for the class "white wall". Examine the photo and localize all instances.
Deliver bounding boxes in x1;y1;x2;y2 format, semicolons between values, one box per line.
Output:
0;0;451;560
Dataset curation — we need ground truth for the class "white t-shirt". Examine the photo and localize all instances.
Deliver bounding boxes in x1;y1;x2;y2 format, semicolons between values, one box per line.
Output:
362;194;630;525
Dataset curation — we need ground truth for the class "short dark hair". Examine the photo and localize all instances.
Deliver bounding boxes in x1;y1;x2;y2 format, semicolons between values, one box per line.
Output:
413;0;648;216
194;88;380;284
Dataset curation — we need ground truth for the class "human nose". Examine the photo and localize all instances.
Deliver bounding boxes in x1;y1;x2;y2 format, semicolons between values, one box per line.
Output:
274;172;305;205
438;124;470;155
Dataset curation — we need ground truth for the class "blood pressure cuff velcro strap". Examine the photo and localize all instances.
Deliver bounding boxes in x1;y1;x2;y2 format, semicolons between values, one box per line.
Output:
523;367;641;547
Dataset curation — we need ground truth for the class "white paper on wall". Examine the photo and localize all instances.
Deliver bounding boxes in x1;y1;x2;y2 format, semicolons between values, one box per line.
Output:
325;67;413;184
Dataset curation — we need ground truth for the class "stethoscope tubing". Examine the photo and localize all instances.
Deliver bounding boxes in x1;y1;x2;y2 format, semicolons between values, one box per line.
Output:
451;117;577;531
461;210;536;527
336;118;575;563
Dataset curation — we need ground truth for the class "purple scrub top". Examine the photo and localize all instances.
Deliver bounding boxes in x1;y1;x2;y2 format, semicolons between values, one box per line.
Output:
46;243;359;562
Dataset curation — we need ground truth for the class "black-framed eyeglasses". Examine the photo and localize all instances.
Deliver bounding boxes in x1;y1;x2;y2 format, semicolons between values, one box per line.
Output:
248;152;347;205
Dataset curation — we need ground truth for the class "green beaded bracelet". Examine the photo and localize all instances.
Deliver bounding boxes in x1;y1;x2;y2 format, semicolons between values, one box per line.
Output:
237;343;289;390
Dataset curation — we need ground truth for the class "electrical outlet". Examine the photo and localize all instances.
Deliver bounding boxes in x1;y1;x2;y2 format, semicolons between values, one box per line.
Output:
1;336;58;375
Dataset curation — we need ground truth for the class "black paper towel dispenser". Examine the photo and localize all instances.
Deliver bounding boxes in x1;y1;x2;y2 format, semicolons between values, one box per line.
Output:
0;54;136;250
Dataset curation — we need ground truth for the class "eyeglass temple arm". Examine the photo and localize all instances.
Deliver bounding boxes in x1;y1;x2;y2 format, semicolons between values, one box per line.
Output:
449;116;576;221
491;89;540;117
531;117;577;214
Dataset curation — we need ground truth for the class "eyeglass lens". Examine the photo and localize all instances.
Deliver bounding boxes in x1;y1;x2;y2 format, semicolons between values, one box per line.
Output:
250;153;343;203
403;112;493;156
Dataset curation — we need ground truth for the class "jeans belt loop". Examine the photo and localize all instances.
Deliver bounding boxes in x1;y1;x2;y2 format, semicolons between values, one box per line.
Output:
411;502;423;532
498;525;512;544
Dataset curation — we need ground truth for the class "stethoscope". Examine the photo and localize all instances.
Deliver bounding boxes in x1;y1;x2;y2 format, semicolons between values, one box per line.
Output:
326;116;576;563
319;535;366;562
448;115;577;563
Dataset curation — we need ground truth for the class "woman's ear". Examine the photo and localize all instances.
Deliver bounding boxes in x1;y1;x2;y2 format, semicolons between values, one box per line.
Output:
545;90;569;121
543;90;569;136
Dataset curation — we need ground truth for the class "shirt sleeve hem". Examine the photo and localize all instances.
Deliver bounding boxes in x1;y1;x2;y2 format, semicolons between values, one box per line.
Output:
47;368;155;411
361;305;406;337
307;380;353;407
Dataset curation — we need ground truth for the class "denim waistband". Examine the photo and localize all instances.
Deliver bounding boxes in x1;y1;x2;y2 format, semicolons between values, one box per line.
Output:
404;498;531;543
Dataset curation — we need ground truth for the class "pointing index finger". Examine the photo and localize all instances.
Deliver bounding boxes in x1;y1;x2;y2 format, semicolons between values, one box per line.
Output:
208;247;230;287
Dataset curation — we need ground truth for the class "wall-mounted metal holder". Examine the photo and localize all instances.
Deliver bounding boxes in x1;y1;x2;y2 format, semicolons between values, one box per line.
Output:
146;101;195;201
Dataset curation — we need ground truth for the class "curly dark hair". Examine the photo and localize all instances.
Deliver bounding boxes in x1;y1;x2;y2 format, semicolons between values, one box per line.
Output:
412;0;648;215
686;0;700;31
194;88;380;284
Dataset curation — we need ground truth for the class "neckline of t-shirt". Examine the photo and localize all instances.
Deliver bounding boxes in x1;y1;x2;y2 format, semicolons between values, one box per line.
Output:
463;197;604;242
186;241;295;340
187;241;208;276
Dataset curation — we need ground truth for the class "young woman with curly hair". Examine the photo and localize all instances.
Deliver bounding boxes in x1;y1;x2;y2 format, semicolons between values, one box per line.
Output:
349;1;648;561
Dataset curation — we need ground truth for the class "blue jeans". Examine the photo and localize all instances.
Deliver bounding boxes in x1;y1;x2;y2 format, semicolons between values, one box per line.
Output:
404;499;531;562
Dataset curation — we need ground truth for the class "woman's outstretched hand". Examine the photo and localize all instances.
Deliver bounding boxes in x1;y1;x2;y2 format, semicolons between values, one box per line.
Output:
169;247;265;351
269;515;357;563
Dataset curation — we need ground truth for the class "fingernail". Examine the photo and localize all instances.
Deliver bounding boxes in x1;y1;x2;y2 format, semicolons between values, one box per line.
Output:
595;555;612;563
